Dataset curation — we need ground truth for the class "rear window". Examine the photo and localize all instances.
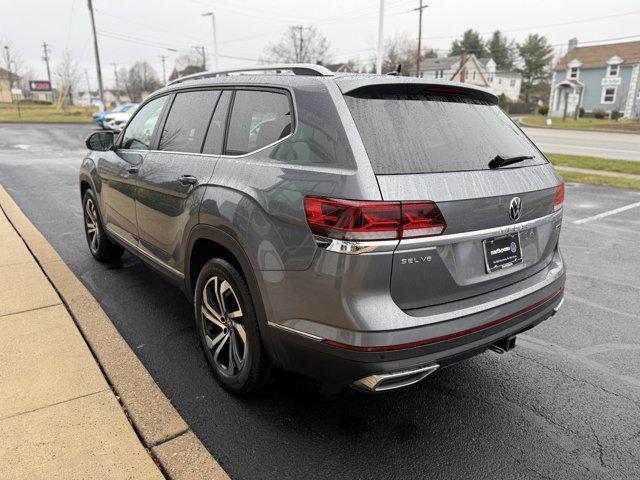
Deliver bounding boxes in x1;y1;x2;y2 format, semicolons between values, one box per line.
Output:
345;91;546;174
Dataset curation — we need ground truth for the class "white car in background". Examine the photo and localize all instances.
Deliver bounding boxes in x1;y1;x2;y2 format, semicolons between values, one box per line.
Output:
103;104;139;132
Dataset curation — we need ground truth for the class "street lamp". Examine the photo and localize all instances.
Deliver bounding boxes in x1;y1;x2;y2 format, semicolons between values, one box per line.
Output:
201;12;219;71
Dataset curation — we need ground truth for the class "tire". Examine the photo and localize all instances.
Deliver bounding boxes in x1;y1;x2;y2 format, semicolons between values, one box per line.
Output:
195;258;271;394
82;189;124;263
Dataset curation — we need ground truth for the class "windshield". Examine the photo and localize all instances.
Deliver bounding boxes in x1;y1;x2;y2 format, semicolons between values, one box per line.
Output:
344;92;546;174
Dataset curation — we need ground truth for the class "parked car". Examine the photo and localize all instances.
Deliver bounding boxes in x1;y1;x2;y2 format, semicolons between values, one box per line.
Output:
80;64;566;395
103;104;139;132
92;103;137;128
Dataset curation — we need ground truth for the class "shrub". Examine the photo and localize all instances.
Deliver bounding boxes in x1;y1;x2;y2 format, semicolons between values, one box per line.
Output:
593;109;607;119
611;109;622;121
578;107;585;117
538;104;549;116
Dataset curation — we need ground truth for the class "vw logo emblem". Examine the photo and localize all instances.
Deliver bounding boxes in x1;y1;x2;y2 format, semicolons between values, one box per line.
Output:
509;197;522;221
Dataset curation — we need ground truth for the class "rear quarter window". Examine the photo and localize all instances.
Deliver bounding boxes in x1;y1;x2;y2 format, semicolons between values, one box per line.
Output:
345;91;546;174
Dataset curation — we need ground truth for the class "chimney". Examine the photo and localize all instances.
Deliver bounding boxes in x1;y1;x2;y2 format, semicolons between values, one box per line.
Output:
460;51;467;83
568;38;578;52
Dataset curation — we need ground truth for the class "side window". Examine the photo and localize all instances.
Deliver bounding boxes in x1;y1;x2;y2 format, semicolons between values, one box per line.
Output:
202;91;232;155
225;90;292;156
121;96;167;150
159;90;220;153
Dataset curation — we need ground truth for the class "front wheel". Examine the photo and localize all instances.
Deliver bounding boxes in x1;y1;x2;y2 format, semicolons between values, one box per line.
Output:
82;189;124;262
195;258;271;394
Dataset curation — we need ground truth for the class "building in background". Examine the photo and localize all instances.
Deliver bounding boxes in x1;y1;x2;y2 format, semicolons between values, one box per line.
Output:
407;54;522;101
76;89;131;108
549;39;640;119
0;67;23;102
322;63;354;73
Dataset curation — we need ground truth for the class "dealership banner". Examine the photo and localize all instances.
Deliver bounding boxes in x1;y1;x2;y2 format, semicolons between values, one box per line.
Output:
28;80;52;92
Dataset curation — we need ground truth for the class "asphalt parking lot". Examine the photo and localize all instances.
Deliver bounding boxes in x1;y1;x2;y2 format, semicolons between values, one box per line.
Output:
1;123;639;480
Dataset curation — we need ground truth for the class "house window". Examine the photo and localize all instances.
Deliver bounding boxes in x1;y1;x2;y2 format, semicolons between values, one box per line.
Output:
510;78;516;87
607;64;619;77
569;67;579;79
601;87;616;104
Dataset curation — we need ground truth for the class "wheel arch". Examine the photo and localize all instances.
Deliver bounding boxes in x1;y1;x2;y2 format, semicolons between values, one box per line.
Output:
185;224;279;364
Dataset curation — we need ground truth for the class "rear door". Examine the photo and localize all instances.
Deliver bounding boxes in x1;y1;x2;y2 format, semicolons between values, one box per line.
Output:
135;89;230;273
344;86;563;309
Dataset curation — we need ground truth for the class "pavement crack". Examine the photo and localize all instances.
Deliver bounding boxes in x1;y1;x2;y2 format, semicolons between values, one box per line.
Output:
589;425;606;468
513;351;640;411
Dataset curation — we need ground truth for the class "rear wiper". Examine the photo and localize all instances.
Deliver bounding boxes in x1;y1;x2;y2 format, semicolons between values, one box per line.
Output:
489;154;534;169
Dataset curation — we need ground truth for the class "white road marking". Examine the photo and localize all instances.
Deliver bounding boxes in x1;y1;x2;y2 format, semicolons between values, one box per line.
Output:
573;201;640;224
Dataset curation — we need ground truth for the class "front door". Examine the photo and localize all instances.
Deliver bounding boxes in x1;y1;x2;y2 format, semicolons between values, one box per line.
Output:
99;95;169;245
136;89;230;273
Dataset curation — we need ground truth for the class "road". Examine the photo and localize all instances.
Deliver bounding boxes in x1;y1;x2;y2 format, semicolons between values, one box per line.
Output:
522;126;640;162
1;123;639;480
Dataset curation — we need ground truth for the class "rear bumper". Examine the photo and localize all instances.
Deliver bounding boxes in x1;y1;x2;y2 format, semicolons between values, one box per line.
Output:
267;251;565;387
270;284;563;387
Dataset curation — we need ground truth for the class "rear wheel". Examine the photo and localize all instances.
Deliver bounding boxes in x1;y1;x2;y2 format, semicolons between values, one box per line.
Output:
82;189;124;262
195;258;271;394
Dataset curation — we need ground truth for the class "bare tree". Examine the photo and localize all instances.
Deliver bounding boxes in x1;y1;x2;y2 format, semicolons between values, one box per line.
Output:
382;32;437;74
263;25;330;64
125;61;161;102
54;50;81;105
1;41;24;88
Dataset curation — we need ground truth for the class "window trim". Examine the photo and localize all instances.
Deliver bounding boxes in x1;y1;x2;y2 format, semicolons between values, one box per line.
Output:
601;86;617;104
606;64;619;77
220;86;297;159
568;66;579;80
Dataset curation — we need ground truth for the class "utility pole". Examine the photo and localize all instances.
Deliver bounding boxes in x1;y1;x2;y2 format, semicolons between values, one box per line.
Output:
111;62;120;102
159;55;167;84
42;42;54;102
87;0;105;109
201;12;219;71
293;25;305;63
413;1;429;77
376;0;385;74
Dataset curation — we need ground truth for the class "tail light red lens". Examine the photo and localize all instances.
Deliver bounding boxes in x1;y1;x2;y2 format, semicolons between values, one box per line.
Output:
554;181;565;212
304;197;446;241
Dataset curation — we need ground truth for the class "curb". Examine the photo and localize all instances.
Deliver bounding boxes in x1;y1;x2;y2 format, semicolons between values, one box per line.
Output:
0;185;229;480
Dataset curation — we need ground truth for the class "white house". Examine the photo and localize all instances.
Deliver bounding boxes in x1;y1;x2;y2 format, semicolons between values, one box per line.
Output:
406;54;522;101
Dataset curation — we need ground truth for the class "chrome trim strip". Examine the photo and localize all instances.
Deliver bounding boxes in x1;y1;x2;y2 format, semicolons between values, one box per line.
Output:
267;321;323;341
106;227;185;279
397;210;562;251
313;235;398;255
352;364;439;392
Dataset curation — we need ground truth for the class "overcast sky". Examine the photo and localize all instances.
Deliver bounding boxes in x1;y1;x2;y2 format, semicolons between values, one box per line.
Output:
2;0;639;90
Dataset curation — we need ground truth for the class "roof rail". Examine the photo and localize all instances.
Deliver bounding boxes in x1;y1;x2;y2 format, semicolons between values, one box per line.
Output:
167;63;334;85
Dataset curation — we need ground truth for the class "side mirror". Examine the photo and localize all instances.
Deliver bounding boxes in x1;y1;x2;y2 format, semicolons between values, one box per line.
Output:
85;131;115;151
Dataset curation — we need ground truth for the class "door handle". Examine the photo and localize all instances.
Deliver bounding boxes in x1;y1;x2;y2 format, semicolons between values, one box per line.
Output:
127;165;139;174
178;175;198;186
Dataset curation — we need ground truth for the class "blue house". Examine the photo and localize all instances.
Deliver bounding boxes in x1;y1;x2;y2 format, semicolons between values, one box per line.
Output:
549;39;640;119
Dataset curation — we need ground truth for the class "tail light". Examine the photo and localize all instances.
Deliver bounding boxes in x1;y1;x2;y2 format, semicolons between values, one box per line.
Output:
303;197;446;241
553;181;565;212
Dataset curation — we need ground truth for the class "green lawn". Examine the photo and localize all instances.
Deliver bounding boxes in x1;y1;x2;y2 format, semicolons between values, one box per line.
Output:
0;102;94;123
545;153;640;176
522;115;640;133
556;170;640;190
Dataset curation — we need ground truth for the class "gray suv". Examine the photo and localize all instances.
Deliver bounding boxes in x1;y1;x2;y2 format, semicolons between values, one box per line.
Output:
80;64;566;394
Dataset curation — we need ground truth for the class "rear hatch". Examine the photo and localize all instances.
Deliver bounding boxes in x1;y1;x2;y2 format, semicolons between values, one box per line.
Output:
343;83;563;310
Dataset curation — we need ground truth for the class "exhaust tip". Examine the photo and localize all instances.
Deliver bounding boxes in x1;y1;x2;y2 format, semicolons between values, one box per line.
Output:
352;364;439;392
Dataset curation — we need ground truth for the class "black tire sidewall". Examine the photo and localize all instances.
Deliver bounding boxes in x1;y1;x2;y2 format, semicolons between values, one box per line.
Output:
195;258;266;393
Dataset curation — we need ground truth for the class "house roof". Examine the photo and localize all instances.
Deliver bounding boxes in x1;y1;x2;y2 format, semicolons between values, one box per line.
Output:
323;63;353;73
556;41;640;69
418;56;461;71
0;67;21;80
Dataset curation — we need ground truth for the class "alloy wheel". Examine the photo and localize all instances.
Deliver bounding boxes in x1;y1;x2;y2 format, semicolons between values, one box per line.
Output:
201;276;247;376
84;198;100;253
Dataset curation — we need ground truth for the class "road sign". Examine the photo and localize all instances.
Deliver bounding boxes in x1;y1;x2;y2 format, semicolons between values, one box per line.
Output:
28;80;52;92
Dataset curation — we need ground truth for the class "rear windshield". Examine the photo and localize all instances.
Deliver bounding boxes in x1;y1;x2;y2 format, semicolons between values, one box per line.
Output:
344;92;546;174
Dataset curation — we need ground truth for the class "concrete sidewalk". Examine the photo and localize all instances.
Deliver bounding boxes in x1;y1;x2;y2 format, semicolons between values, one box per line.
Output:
0;208;164;479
